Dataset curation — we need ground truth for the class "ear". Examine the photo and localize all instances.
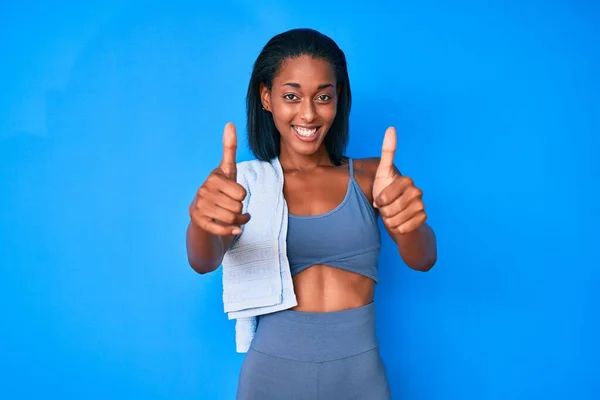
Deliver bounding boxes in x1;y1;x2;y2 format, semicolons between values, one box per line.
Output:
259;83;272;112
336;84;342;96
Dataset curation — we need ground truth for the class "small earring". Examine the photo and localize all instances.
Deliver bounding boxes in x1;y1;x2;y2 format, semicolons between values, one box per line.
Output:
262;105;266;110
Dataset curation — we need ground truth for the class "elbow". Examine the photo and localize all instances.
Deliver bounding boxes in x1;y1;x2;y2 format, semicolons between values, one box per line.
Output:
414;232;437;272
415;258;436;272
397;223;438;272
406;253;437;272
188;259;220;275
187;251;221;275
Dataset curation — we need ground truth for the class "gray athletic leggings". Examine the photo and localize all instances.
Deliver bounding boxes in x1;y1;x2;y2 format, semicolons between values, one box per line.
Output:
236;302;392;399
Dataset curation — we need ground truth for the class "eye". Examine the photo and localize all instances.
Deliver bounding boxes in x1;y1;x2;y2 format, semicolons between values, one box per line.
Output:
283;93;299;101
317;94;332;101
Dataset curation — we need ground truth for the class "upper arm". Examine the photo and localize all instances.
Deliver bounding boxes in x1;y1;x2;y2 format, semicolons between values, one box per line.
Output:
352;157;379;204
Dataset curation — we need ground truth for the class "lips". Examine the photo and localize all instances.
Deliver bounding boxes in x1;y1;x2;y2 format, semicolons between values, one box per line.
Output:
292;125;320;142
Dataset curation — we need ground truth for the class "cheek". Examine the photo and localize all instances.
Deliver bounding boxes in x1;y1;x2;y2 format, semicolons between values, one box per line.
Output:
271;100;295;121
270;110;293;135
320;104;337;123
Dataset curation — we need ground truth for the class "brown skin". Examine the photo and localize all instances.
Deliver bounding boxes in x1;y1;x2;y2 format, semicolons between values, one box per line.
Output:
186;122;248;273
187;55;437;312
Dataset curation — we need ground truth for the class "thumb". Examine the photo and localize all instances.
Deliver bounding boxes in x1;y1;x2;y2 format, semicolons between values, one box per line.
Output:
376;126;397;177
220;122;237;180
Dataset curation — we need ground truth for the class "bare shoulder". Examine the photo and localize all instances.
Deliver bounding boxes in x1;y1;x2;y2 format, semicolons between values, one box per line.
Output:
352;157;381;180
349;157;381;203
353;156;402;178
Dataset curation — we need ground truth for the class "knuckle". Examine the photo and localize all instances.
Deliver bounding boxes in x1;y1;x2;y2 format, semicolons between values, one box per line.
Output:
233;185;247;201
415;201;425;212
189;201;200;216
193;197;206;211
234;202;243;214
197;185;210;197
233;192;244;202
400;176;413;186
205;174;215;185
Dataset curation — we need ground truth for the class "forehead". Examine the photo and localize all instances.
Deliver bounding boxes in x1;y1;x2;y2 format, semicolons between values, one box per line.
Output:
274;55;336;86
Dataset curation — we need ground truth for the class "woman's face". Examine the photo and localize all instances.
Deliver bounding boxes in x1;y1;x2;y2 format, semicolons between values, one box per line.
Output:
261;55;339;157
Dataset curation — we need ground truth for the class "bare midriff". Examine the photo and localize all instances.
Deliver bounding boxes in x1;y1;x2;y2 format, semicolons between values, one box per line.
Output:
291;264;375;312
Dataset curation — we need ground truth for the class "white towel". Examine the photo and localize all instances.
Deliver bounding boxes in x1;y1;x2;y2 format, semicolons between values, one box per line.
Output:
221;157;297;352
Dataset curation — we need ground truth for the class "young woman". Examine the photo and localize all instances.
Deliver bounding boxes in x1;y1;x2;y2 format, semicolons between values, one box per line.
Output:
187;28;437;400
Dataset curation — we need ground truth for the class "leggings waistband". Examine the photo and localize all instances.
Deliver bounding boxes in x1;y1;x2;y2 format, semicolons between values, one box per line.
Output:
250;302;379;362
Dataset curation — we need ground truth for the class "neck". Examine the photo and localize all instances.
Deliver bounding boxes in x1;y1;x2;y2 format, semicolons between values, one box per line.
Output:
278;144;332;172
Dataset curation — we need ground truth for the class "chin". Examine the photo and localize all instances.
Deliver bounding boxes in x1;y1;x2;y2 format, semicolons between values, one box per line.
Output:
294;144;323;156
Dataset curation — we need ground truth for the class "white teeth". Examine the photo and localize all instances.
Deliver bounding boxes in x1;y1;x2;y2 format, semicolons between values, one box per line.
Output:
294;126;318;137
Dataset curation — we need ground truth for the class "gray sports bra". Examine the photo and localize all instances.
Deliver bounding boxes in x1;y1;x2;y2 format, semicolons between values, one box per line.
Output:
286;158;381;281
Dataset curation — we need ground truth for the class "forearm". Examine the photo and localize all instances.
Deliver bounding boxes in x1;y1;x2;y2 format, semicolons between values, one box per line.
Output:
390;223;437;271
186;221;227;274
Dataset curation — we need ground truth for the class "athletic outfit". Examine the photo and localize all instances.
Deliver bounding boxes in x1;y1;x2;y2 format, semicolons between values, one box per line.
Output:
236;159;392;399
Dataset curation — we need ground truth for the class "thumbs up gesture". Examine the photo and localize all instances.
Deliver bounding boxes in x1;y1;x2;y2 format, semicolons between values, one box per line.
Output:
372;127;427;235
189;123;251;236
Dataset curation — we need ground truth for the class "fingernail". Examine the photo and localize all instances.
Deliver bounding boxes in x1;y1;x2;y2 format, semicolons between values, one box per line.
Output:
232;228;242;235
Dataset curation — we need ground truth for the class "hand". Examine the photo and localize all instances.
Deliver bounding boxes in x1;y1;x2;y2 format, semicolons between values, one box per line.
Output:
189;122;251;236
372;126;427;235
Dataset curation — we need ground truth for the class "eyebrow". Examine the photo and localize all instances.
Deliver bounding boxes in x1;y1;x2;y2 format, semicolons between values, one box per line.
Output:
283;82;334;90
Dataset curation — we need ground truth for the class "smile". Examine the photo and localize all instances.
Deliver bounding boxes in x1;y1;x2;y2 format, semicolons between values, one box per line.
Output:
292;125;320;142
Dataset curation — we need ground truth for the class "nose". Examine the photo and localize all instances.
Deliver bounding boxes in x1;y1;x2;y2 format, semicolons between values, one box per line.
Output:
299;99;316;123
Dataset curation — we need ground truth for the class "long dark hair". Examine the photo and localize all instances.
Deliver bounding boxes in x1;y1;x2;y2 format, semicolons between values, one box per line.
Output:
246;28;352;165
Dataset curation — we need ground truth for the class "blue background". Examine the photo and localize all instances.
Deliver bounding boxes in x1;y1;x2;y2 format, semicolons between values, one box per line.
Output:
1;1;598;399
